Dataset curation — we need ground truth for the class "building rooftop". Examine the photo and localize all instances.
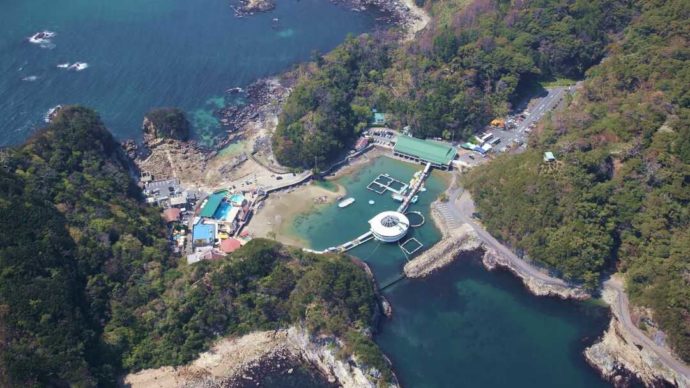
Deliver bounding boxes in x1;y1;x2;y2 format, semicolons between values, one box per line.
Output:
200;192;225;218
192;223;215;245
163;207;181;223
394;136;457;166
369;211;410;242
220;238;242;253
544;151;556;162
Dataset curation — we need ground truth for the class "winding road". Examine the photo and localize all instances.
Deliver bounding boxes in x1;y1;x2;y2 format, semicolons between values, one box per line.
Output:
440;186;570;288
605;277;690;384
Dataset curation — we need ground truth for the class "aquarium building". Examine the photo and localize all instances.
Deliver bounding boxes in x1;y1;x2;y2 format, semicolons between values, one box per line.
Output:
393;136;457;170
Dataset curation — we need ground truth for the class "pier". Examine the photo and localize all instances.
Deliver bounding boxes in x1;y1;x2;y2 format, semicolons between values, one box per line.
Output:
397;162;432;213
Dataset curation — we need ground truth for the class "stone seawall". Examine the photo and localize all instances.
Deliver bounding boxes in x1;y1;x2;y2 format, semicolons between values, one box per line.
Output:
403;223;481;278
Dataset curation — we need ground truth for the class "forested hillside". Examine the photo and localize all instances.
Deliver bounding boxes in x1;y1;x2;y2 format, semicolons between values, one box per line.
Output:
465;0;690;361
272;0;632;168
0;107;387;386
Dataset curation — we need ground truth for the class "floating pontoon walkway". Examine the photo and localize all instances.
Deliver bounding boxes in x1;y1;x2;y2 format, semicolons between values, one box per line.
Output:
397;163;432;213
304;231;374;255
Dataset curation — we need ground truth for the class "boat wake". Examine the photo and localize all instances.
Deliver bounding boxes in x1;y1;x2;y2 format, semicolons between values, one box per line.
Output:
56;62;89;71
68;62;89;71
22;75;38;82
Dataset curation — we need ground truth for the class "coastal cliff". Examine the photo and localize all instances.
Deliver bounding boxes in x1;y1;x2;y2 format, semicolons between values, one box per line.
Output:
584;287;690;388
286;327;398;388
585;319;687;388
123;327;397;388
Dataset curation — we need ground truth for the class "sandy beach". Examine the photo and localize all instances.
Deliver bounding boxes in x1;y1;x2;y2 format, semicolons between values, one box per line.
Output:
250;182;345;246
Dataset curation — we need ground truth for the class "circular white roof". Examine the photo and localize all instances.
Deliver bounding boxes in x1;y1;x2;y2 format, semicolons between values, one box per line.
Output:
368;211;410;240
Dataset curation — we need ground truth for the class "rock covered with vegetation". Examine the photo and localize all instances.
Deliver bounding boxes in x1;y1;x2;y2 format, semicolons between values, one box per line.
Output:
142;107;190;142
465;0;690;362
0;106;391;387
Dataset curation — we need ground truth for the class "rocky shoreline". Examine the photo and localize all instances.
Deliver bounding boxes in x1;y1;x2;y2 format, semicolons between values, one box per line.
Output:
584;286;690;388
480;247;591;301
123;327;398;388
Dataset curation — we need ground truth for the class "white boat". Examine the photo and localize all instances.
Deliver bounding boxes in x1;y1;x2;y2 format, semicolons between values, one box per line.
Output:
28;30;55;44
44;105;63;123
338;197;355;208
69;62;89;71
368;200;375;205
411;195;419;204
392;193;404;202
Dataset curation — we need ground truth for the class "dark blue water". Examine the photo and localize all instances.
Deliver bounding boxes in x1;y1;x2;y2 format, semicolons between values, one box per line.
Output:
0;0;388;146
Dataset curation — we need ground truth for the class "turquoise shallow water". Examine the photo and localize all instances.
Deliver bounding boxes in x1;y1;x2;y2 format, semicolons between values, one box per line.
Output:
0;0;387;146
293;156;611;387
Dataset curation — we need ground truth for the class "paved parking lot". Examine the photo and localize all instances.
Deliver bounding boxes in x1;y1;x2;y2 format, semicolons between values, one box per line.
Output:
455;86;570;167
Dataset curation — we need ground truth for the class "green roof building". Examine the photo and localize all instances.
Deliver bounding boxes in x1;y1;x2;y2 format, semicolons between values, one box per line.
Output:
394;136;457;170
199;192;225;218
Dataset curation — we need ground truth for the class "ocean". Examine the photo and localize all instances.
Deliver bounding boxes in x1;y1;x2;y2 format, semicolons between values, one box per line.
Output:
0;0;388;146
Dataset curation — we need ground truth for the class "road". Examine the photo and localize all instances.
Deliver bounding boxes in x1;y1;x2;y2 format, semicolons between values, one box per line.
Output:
516;86;569;133
440;187;570;288
605;277;690;383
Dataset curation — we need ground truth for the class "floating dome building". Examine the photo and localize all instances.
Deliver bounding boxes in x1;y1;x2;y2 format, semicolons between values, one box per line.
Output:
368;211;410;242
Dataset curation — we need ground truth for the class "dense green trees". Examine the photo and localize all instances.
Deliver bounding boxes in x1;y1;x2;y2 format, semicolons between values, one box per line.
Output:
273;0;632;168
466;0;690;361
273;34;393;169
0;107;387;386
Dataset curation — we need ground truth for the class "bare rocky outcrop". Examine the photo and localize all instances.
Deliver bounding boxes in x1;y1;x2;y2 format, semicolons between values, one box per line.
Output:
481;247;590;300
585;319;685;387
404;223;481;278
122;327;397;388
286;327;397;388
584;286;690;388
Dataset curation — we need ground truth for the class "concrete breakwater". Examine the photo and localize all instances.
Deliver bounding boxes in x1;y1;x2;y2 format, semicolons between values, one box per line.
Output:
403;223;481;278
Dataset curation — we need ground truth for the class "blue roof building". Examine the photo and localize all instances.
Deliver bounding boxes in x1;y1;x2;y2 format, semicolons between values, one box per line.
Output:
192;223;215;247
